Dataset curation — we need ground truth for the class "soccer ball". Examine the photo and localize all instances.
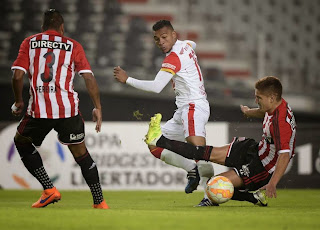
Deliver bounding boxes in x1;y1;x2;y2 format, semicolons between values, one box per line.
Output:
206;176;234;204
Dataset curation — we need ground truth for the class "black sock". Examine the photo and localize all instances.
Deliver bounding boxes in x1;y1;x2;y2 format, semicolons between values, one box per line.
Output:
156;135;213;161
14;141;54;190
75;151;104;204
231;189;257;204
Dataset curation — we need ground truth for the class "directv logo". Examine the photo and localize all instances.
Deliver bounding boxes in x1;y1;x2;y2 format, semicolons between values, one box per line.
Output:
31;40;72;51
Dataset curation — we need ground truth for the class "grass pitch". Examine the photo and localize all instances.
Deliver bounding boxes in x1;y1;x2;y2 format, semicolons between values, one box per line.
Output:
0;189;319;230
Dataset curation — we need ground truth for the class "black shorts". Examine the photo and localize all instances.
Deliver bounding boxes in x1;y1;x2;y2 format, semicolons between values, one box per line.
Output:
225;137;272;191
17;114;85;146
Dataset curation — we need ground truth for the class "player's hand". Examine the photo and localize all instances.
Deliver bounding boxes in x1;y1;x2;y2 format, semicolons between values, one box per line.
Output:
11;102;24;117
260;183;277;198
92;108;102;133
113;66;128;83
240;105;250;117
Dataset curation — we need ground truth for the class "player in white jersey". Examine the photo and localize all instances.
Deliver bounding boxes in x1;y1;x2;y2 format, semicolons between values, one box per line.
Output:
114;20;215;206
11;9;108;209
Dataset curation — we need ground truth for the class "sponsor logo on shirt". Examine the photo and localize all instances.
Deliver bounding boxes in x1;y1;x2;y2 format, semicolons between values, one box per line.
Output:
31;40;72;51
162;63;176;70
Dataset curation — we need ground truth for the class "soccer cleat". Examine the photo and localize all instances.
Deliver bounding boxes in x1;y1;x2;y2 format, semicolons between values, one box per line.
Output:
31;187;61;208
185;166;200;194
93;200;110;209
253;190;268;206
144;113;162;146
194;198;219;207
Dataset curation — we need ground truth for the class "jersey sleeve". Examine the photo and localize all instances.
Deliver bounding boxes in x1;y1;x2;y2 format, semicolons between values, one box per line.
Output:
273;112;294;155
73;41;93;75
11;38;30;73
185;40;197;50
160;52;181;75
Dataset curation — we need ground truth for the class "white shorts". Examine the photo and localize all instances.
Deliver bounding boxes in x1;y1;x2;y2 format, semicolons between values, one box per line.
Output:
161;100;210;141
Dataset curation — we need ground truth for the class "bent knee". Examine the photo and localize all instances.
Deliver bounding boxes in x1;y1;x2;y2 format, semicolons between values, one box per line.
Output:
149;147;164;159
14;132;32;145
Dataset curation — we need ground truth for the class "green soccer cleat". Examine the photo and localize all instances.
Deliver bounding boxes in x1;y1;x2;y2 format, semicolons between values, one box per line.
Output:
253;190;268;206
145;113;162;146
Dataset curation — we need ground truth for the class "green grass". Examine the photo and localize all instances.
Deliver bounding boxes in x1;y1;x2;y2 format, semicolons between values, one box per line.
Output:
0;189;319;230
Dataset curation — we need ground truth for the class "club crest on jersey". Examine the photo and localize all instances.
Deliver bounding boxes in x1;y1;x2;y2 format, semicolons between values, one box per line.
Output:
264;135;274;144
31;40;72;51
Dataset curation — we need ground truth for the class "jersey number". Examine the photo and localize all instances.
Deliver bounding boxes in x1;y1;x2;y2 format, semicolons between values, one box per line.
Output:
189;50;202;81
41;51;55;83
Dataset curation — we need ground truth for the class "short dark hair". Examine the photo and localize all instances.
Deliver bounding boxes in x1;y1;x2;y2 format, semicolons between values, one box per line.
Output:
152;20;174;31
255;76;282;101
42;9;64;31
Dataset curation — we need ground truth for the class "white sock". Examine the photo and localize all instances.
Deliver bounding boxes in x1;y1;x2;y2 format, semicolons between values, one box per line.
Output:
197;161;214;197
160;149;196;172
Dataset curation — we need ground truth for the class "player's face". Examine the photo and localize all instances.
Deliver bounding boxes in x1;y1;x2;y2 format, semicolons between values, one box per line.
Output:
255;89;273;113
153;26;177;53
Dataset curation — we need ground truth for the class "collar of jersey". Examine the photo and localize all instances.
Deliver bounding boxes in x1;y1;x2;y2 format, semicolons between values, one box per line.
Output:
43;30;62;36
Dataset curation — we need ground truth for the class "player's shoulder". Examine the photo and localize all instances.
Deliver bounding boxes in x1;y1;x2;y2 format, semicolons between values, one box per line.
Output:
275;99;294;123
62;35;80;46
23;32;42;43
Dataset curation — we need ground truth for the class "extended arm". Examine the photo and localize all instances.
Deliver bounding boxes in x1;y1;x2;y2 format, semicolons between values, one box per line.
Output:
11;69;25;116
240;105;265;118
261;152;290;198
113;66;172;93
82;73;102;133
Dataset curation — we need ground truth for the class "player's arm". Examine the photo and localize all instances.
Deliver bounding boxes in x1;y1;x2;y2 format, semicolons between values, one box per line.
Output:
82;73;102;133
11;38;29;116
261;151;290;198
113;66;172;93
240;105;265;118
11;69;25;116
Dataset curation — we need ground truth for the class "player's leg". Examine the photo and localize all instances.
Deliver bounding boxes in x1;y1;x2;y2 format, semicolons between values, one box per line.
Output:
183;103;215;206
147;113;199;193
14;115;60;208
56;114;109;209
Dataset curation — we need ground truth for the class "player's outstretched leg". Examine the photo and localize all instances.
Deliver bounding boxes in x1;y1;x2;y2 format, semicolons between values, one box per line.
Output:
32;187;61;208
232;189;268;206
145;113;162;145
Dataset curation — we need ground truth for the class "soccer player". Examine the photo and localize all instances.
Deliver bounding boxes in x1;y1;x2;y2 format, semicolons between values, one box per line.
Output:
113;20;215;206
145;76;296;206
11;9;109;209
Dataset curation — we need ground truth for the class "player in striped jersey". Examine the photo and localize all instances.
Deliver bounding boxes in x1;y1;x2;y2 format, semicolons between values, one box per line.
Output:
146;76;296;206
11;9;108;209
114;20;215;206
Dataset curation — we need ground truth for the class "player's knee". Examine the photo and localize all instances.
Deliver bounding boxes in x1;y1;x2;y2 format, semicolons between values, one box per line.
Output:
14;133;35;158
150;147;164;159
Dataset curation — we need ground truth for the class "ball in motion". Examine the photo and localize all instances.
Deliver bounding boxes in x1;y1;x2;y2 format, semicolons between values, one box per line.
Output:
206;176;234;204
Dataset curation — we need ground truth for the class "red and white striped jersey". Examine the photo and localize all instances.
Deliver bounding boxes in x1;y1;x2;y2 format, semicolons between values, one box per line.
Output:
160;40;207;108
11;30;93;119
258;99;296;173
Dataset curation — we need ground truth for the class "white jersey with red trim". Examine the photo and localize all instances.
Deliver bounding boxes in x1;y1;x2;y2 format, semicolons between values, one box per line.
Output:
160;40;207;108
258;99;296;173
11;30;93;119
